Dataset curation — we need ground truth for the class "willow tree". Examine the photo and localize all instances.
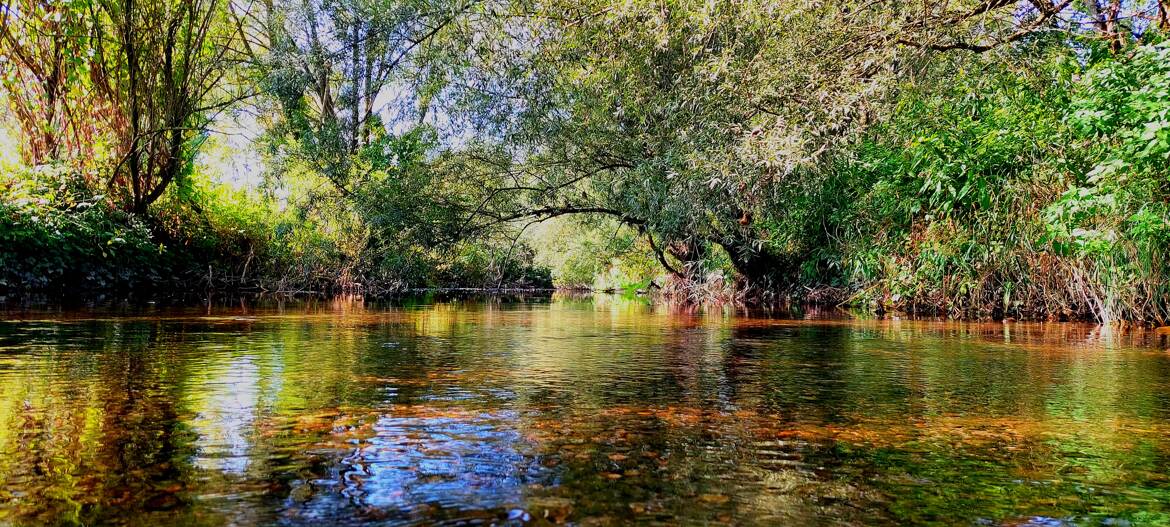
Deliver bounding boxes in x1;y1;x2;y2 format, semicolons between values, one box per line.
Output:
236;0;486;194
234;0;502;266
423;0;920;284
0;0;244;212
422;0;1168;286
0;0;102;166
90;0;242;213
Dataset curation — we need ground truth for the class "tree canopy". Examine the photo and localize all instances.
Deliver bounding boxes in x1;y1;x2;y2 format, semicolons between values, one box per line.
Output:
1;0;1168;320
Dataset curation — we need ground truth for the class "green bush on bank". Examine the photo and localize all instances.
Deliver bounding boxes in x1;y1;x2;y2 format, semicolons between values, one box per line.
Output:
1045;44;1170;322
807;43;1170;322
0;161;552;296
0;165;164;291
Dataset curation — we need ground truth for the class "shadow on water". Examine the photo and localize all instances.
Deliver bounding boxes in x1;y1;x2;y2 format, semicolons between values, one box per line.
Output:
0;295;1169;525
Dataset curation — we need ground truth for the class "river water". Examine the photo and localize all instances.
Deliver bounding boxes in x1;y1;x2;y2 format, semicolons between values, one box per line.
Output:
1;295;1168;526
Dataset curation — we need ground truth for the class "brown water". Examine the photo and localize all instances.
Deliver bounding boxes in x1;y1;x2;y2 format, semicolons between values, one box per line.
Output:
1;295;1169;526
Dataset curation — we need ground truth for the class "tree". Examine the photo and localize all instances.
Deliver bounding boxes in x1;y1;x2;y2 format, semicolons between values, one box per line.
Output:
421;0;1170;288
239;0;503;272
426;0;916;284
0;0;101;165
244;0;484;195
90;0;242;213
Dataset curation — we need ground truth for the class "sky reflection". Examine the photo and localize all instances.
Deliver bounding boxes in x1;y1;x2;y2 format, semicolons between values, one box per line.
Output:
282;409;552;525
190;355;261;475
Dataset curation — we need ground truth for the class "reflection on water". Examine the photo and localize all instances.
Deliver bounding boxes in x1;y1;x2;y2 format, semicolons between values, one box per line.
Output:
190;355;260;474
1;295;1169;526
285;409;549;525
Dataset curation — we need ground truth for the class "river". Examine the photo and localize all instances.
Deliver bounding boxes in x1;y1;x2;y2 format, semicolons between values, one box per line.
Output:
1;295;1168;526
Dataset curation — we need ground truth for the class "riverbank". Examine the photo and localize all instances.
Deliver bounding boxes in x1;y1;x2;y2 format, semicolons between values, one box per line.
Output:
0;171;554;297
3;281;1164;326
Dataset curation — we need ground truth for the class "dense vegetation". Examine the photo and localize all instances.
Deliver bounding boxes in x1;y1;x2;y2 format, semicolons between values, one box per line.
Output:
1;0;1168;321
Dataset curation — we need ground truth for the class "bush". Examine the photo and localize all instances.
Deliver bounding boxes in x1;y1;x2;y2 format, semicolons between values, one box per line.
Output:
795;43;1170;322
0;165;165;292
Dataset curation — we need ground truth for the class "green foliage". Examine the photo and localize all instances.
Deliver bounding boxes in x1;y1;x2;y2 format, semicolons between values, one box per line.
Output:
0;165;164;290
1041;43;1170;321
2;0;1169;319
778;42;1170;321
825;59;1075;314
530;218;660;290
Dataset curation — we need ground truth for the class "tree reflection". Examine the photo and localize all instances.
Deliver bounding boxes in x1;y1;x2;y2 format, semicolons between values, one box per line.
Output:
0;300;1168;525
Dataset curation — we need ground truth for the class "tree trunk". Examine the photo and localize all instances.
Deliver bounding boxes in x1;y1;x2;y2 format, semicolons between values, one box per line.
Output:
717;237;792;287
348;13;361;152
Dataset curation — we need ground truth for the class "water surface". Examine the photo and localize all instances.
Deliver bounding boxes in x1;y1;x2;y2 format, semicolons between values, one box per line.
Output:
1;295;1169;526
